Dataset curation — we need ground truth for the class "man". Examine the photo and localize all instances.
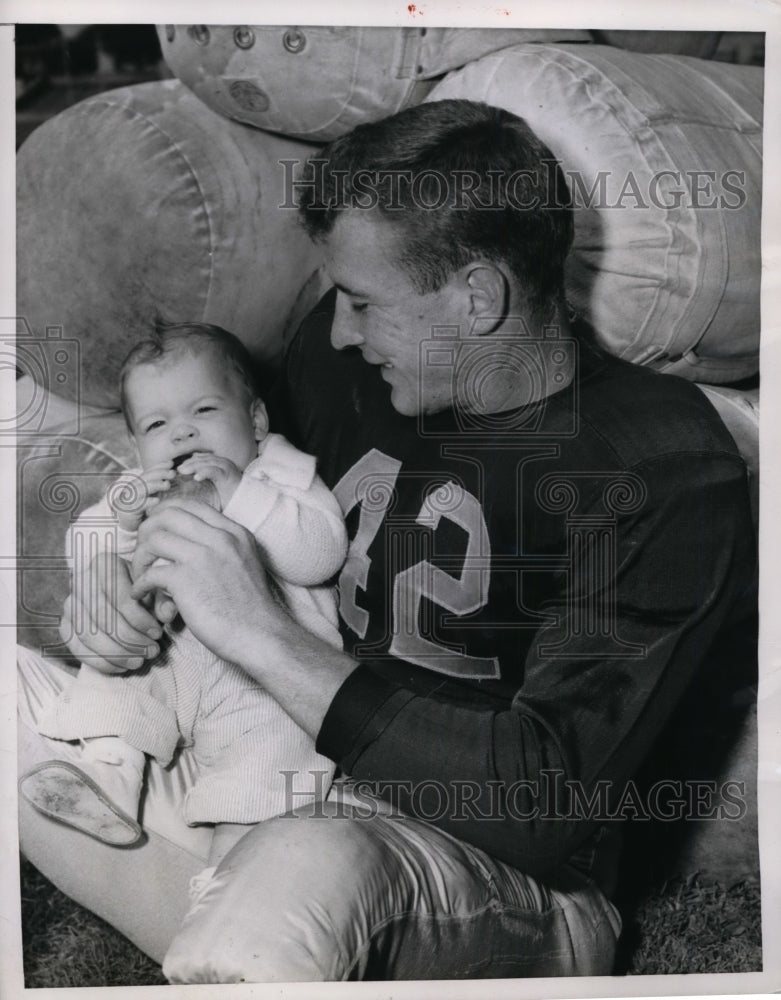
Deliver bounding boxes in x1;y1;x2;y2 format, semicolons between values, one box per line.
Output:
18;100;755;981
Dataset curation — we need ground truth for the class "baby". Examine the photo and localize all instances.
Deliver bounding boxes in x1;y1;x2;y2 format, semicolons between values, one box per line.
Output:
20;323;347;872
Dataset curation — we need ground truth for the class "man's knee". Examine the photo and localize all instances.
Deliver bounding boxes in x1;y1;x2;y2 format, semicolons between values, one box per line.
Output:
163;805;391;983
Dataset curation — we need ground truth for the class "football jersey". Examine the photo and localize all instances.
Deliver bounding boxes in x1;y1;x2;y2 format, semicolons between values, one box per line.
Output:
276;290;755;878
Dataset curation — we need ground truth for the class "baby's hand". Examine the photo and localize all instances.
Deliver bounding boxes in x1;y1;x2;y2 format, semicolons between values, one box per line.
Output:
176;453;242;509
110;462;175;531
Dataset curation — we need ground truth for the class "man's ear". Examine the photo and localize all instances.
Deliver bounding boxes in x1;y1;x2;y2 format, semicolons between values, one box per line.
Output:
251;398;270;439
464;263;508;335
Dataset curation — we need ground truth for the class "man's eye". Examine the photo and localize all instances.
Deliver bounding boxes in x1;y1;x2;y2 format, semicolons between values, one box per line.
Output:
351;302;368;313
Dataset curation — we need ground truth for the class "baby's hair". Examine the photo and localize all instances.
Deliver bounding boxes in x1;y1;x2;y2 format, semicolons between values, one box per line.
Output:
119;322;262;430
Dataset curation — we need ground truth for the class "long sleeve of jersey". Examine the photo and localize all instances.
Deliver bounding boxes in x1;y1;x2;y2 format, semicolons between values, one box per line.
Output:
316;450;755;878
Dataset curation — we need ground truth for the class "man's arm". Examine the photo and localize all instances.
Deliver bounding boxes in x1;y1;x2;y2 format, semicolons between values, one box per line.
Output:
130;452;755;877
313;451;756;874
130;499;356;732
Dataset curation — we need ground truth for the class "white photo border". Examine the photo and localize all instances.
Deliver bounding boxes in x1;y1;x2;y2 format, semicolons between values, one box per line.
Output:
2;2;779;998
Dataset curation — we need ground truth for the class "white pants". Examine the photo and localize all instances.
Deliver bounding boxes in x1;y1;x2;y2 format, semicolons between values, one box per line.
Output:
18;646;622;981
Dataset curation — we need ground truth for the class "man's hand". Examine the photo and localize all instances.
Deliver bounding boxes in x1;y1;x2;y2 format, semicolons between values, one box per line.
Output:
130;499;285;667
59;551;164;674
129;498;357;737
176;453;242;511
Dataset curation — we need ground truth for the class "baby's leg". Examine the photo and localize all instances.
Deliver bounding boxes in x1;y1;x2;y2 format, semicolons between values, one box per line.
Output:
184;660;335;828
18;646;212;964
20;663;157;845
184;824;256;918
34;658;180;761
20;734;146;846
181;661;334;908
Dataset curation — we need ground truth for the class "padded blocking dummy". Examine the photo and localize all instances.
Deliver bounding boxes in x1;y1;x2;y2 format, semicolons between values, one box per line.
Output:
17;79;324;408
430;44;763;383
156;25;591;142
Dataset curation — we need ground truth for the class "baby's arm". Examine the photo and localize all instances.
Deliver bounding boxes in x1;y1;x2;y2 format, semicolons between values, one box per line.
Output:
222;448;347;588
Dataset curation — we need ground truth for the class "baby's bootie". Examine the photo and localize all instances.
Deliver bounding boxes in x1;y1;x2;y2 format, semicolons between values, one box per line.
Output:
19;736;145;846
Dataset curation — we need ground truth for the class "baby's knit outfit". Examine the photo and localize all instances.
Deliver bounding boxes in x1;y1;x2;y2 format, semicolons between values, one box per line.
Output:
37;433;346;825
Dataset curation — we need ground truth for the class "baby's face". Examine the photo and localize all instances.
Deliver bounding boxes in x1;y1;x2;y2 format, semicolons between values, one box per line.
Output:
125;350;264;471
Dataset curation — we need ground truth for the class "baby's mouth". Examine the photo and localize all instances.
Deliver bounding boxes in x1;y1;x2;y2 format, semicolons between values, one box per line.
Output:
172;452;196;470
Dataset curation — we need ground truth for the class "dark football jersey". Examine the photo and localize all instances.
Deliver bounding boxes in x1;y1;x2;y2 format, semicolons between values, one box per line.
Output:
276;290;755;877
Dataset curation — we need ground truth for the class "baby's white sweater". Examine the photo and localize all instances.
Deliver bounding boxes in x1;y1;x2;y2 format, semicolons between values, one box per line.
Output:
67;433;348;634
78;434;347;587
47;434;349;820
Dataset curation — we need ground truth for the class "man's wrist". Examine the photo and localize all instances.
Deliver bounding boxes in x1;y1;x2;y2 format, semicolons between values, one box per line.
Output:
229;611;360;740
316;663;410;765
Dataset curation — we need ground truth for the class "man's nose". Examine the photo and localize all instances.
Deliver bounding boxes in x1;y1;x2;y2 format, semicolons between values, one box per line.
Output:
330;295;364;351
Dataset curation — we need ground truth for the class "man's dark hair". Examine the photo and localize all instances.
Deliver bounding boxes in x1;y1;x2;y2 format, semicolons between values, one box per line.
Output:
119;322;261;430
298;99;574;319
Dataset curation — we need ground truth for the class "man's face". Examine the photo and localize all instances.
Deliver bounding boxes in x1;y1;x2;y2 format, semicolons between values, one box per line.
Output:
323;210;469;417
125;350;262;471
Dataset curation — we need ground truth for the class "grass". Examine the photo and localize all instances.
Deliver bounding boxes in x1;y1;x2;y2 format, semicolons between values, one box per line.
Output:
20;859;761;986
21;860;166;987
615;873;762;975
